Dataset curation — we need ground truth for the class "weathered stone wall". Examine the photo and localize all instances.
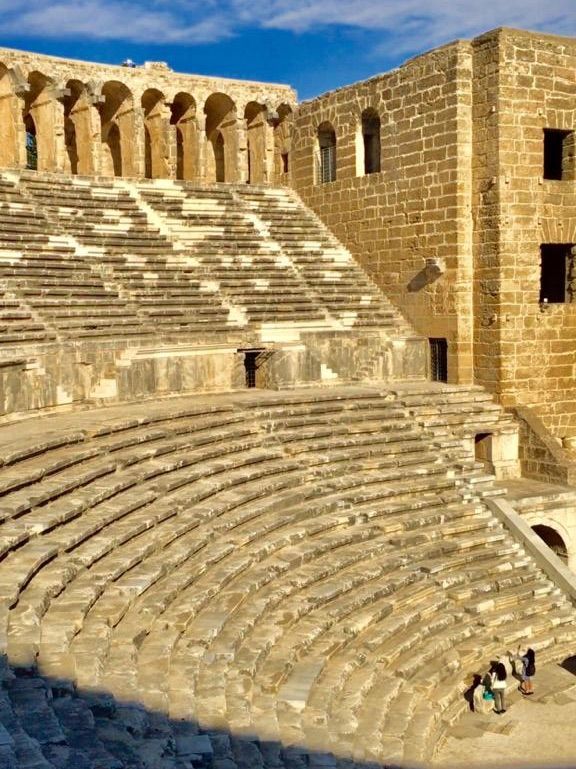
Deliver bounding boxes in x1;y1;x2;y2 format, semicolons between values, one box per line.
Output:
291;42;475;384
473;29;576;438
0;330;426;418
291;28;576;443
0;47;296;183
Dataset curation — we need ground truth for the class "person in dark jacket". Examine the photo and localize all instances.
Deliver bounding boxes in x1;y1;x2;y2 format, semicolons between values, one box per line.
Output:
519;647;536;695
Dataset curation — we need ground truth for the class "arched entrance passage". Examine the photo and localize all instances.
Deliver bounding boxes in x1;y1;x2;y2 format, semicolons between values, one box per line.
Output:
24;71;60;172
100;81;136;177
317;121;336;183
142;88;169;179
63;80;97;175
245;101;268;184
170;92;198;181
532;524;569;563
0;64;24;169
273;103;292;182
204;92;237;183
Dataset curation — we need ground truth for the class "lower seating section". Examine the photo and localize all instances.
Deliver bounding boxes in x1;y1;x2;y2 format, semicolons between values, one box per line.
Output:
0;384;574;768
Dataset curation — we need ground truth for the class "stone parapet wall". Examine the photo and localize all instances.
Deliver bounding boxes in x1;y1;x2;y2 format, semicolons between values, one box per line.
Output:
0;329;427;420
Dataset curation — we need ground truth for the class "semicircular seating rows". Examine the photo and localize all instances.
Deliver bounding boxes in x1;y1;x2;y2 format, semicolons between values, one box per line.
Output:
0;383;575;768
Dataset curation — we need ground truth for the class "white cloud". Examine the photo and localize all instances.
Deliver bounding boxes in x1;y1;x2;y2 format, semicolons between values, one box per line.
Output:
0;0;574;50
0;0;232;44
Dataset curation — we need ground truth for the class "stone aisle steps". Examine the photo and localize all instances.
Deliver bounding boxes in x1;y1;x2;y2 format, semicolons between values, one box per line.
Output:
137;181;328;327
234;186;407;331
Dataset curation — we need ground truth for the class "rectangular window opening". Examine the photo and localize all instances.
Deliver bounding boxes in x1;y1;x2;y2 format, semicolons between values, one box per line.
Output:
543;129;574;181
540;243;574;304
281;152;289;174
429;338;448;382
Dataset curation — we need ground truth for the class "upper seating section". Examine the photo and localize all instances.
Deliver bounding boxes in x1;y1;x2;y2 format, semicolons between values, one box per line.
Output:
136;178;405;330
0;384;573;767
0;172;413;346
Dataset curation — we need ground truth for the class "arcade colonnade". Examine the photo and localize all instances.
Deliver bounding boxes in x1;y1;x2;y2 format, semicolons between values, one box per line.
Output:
0;60;294;184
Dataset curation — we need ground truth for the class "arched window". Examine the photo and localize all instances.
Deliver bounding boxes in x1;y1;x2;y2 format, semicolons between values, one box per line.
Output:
142;88;169;179
24;72;55;172
63;80;97;176
204;92;237;183
317;122;336;184
171;93;197;181
362;108;380;175
99;81;136;177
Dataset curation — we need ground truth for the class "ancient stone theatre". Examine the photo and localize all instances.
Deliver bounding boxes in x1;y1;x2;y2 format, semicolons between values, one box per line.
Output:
0;25;575;769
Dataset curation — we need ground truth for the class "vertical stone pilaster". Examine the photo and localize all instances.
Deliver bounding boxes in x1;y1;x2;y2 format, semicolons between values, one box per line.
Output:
196;114;207;182
129;105;145;178
236;117;248;184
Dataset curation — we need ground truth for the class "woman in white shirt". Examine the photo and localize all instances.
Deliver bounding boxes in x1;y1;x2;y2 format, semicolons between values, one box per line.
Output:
490;661;508;714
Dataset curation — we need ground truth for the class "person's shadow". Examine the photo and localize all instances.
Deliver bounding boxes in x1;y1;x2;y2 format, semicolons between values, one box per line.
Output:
464;673;483;712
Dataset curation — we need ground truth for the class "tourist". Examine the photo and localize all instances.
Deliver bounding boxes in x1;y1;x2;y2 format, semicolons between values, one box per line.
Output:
480;671;495;714
519;647;536;695
490;661;508;714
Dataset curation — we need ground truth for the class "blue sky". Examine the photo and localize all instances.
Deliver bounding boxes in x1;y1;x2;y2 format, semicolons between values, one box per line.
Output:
1;0;575;99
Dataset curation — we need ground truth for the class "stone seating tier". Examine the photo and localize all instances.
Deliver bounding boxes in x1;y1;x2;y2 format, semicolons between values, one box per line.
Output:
0;172;419;345
0;384;573;769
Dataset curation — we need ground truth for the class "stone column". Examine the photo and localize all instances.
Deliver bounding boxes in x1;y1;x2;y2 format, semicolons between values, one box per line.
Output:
126;104;145;178
236;117;248;184
196;114;207;182
264;109;278;183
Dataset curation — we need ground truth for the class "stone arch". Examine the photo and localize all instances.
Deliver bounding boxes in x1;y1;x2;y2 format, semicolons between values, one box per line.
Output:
63;80;98;175
23;71;62;172
99;80;136;177
317;121;336;183
0;64;26;169
244;101;268;184
204;92;238;183
142;88;169;179
359;107;381;175
273;103;293;182
532;523;569;563
170;92;198;181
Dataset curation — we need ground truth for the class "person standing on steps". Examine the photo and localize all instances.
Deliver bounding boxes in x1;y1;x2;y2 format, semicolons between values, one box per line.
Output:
519;647;536;695
490;661;508;714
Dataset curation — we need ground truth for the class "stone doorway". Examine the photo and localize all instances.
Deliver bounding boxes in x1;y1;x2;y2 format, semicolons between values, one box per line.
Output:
238;348;271;389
